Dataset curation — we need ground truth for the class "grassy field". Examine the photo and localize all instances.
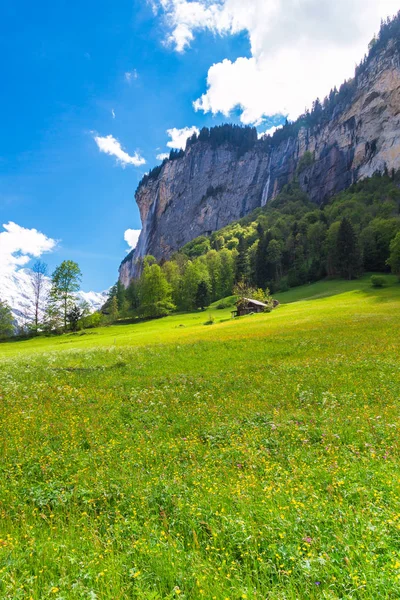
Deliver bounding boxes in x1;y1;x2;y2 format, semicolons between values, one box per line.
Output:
1;275;400;599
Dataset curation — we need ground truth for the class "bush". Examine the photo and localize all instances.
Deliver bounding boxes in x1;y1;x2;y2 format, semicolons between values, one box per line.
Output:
216;300;235;309
371;275;387;288
297;150;315;174
139;301;176;319
204;313;215;325
277;277;290;292
81;312;104;329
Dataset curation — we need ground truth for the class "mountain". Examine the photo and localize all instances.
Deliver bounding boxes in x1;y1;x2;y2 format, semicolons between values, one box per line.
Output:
0;268;108;326
119;15;400;287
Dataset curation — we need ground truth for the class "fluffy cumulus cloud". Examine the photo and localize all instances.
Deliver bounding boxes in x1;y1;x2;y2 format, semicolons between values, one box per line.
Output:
94;134;146;167
166;126;200;149
0;221;57;275
155;0;399;122
124;229;141;251
156;152;170;161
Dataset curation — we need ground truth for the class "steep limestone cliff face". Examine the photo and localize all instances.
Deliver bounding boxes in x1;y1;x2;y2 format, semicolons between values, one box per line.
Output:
119;42;400;287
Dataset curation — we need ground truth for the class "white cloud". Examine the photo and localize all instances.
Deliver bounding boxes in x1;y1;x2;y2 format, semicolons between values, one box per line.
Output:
124;229;141;251
94;134;146;167
156;152;170;161
156;0;399;122
258;125;283;139
111;108;116;119
125;69;139;83
0;222;57;276
166;126;199;149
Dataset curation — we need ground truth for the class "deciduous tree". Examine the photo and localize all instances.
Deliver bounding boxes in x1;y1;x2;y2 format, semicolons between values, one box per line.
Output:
31;260;48;329
50;260;82;331
0;299;14;339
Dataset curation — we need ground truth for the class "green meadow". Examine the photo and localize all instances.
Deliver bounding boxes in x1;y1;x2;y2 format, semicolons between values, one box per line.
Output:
1;275;400;599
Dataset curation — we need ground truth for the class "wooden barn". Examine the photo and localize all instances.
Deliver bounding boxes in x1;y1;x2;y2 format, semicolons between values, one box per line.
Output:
231;298;270;318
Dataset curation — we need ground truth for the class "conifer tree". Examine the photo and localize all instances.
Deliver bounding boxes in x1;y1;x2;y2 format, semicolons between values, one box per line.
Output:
195;281;210;310
67;304;83;331
387;232;400;279
235;237;249;283
335;218;362;280
255;230;274;288
116;281;126;311
109;296;119;323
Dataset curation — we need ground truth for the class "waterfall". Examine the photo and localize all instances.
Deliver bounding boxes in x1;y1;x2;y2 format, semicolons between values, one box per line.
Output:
135;200;156;260
261;149;274;207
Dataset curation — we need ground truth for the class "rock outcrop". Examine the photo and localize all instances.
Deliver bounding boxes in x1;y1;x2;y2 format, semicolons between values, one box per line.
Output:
120;39;400;286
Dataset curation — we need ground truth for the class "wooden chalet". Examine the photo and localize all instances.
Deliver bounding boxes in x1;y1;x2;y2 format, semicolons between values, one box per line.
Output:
231;297;269;318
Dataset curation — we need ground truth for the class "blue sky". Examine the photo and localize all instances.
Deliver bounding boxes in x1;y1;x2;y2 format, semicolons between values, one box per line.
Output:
0;0;397;291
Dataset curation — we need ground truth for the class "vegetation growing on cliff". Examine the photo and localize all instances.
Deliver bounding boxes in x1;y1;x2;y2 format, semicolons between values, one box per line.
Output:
116;172;400;322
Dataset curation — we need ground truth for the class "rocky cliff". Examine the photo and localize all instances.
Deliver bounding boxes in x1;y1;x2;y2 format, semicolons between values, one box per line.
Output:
120;37;400;286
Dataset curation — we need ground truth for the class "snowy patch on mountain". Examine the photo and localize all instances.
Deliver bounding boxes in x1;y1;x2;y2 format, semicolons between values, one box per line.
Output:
0;268;108;326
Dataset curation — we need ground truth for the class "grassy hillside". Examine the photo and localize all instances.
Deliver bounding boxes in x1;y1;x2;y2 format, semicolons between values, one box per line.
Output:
1;276;400;599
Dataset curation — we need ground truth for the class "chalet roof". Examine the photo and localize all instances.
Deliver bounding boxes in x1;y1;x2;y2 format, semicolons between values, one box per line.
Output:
242;297;268;307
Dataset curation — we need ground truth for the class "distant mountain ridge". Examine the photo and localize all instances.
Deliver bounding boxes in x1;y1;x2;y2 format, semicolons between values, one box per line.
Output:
120;14;400;286
0;268;108;326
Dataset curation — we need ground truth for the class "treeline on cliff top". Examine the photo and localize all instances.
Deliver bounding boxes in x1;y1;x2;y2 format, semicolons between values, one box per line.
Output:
111;171;400;321
138;11;400;191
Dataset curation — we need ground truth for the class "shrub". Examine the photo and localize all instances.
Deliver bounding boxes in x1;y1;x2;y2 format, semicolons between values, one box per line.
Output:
297;150;315;174
204;313;215;325
82;312;104;329
277;277;290;292
216;299;236;309
371;275;387;288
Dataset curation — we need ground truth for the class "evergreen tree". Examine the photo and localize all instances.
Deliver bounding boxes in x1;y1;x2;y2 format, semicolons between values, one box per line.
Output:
235;237;249;283
125;280;140;311
116;281;126;311
335;218;362;279
0;299;14;339
67;304;83;331
109;296;119;323
255;230;275;288
325;222;341;277
387;232;400;279
195;281;210;310
266;239;283;281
